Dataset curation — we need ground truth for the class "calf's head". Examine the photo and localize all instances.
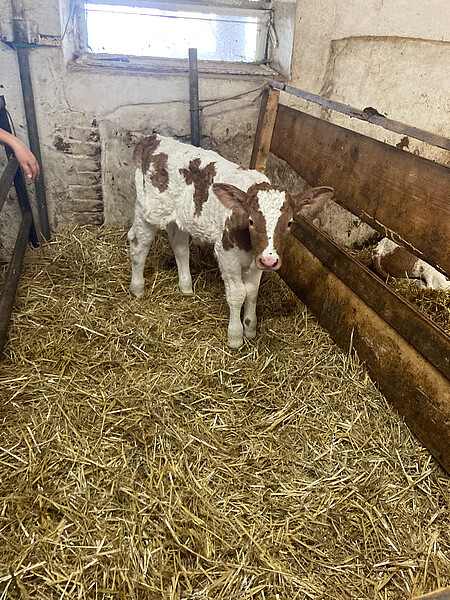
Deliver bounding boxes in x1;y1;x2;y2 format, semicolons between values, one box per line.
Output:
213;182;333;270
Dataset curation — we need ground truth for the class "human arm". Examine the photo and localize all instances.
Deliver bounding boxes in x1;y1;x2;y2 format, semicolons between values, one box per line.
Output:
0;128;40;181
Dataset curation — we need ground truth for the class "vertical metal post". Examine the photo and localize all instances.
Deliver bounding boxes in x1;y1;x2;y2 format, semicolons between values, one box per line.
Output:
0;95;38;356
16;47;51;240
188;48;201;147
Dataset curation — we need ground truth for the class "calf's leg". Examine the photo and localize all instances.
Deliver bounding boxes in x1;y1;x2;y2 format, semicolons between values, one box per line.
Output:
413;260;450;290
242;263;262;339
216;247;246;349
128;218;158;298
166;222;193;294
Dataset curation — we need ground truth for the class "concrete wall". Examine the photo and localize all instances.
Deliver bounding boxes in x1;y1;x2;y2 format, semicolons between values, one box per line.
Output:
290;0;449;161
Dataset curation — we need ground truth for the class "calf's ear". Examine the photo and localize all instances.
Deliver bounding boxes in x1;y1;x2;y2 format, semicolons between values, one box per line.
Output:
213;183;249;211
292;186;334;219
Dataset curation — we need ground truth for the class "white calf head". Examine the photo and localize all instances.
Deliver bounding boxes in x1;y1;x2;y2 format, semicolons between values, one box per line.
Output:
213;183;334;270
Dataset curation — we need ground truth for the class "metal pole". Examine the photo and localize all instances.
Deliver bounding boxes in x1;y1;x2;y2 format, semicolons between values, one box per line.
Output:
16;47;51;240
268;80;450;151
189;48;201;147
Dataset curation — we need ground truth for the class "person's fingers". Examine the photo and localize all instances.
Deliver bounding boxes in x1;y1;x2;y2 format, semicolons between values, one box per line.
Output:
29;158;40;180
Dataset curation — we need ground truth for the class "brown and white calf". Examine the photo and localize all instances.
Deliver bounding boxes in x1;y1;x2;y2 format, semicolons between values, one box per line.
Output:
128;134;333;348
372;238;450;290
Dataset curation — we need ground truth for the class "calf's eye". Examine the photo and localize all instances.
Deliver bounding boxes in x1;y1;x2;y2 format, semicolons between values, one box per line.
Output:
287;221;293;228
249;218;254;226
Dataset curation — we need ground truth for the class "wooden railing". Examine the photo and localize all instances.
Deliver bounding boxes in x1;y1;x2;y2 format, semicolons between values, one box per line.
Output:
251;85;450;474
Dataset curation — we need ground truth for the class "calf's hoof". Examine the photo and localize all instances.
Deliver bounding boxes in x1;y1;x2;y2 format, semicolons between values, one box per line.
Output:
244;326;257;339
179;283;194;295
228;336;244;350
130;282;144;299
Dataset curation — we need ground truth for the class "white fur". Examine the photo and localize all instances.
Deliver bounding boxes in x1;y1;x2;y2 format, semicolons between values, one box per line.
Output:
373;237;398;258
129;134;277;349
257;189;286;260
411;259;450;290
373;238;449;290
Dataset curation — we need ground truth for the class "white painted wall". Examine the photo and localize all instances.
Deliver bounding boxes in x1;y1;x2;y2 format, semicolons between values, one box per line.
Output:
290;0;450;163
283;0;450;246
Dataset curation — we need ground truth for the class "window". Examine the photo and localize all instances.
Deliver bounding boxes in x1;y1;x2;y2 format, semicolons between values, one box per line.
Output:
82;0;273;64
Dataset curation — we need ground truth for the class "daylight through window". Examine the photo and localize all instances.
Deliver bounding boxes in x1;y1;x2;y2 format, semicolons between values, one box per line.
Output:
84;2;271;63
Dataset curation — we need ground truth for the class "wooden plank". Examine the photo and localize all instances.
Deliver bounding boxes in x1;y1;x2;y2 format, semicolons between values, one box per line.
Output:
0;156;19;212
412;588;450;600
0;213;32;356
290;215;450;379
268;80;450;151
278;232;450;475
249;87;280;173
270;104;450;275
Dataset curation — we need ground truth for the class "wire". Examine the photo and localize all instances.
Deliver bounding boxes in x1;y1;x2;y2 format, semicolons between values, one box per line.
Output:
200;86;263;111
5;109;17;137
62;0;78;41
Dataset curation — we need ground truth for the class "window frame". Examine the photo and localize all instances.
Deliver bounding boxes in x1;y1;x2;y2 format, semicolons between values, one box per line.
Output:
76;0;274;69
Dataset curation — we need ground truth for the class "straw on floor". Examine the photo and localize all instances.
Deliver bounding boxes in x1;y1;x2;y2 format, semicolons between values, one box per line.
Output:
1;225;449;600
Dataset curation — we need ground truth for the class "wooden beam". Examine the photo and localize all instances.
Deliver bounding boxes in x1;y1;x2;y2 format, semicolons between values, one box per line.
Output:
249;87;280;173
412;588;450;600
270;104;450;275
278;227;450;475
0;156;19;212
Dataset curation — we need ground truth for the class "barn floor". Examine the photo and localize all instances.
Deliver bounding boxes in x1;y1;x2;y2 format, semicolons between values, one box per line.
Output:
1;225;449;600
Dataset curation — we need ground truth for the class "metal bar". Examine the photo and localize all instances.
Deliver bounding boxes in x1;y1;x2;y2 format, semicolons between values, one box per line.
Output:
0;157;19;212
189;48;201;147
268;80;450;151
16;47;51;240
0;211;32;356
12;160;39;247
0;98;38;245
85;0;272;10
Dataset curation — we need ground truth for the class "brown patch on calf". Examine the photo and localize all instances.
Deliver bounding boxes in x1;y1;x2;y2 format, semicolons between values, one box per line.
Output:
270;195;295;259
222;209;252;251
219;182;276;255
133;135;169;192
373;246;418;279
133;135;160;171
149;153;169;192
180;159;217;216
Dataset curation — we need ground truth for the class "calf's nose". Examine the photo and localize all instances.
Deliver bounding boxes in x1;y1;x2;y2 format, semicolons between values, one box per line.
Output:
259;256;279;269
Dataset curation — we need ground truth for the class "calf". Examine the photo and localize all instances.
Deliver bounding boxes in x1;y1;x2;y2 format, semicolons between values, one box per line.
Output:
372;238;450;290
128;134;333;348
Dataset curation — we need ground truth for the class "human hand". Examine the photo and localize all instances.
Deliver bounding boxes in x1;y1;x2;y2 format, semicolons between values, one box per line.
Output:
0;128;40;181
12;138;40;181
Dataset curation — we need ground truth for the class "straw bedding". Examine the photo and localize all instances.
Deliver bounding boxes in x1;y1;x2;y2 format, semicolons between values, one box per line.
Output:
350;247;449;334
1;225;449;600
